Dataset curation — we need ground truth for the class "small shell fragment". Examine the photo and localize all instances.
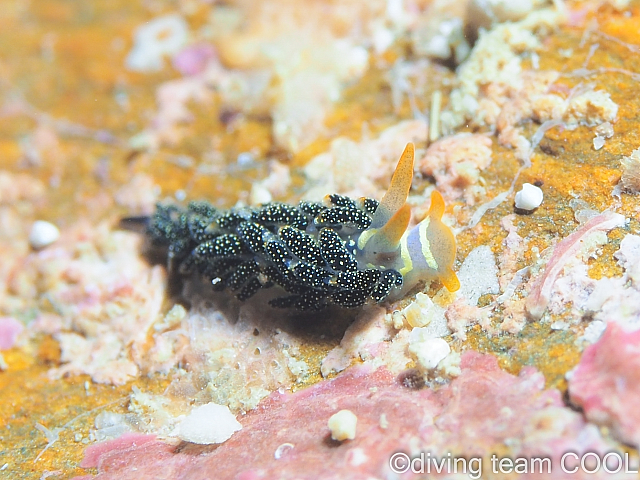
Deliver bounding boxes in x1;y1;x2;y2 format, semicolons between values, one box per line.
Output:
176;403;242;445
274;442;294;459
514;183;543;211
328;409;357;441
29;220;60;249
593;135;605;150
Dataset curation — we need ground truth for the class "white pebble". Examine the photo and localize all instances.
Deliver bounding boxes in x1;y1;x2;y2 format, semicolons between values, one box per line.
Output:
593;135;605;150
408;334;450;371
176;403;242;444
514;183;543;211
29;220;60;249
237;152;255;166
328;409;357;441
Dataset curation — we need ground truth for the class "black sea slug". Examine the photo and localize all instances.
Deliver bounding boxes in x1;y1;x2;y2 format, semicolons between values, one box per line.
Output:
145;143;460;310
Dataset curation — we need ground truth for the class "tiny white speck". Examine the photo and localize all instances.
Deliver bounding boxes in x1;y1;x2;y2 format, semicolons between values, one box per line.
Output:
379;413;389;429
29;220;60;249
550;321;569;330
175;189;186;201
530;51;539;70
237;152;254;166
515;183;543;211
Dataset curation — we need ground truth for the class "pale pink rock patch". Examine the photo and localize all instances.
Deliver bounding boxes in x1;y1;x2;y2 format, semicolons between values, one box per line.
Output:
569;323;640;449
74;352;618;479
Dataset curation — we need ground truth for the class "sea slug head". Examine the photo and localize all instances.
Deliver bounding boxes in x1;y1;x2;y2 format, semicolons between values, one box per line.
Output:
356;143;460;295
400;190;460;293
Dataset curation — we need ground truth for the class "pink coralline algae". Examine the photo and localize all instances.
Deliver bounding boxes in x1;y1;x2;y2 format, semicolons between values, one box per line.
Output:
418;133;493;206
569;323;640;449
172;44;217;77
0;316;23;350
74;352;618;480
73;433;188;480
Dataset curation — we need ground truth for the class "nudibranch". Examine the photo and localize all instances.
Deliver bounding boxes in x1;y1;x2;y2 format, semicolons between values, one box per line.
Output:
146;143;459;310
